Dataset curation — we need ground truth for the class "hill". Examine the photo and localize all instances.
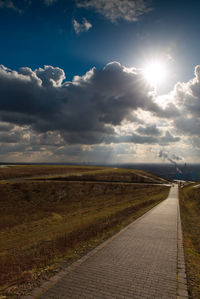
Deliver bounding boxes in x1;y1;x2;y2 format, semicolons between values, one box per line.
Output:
0;165;169;297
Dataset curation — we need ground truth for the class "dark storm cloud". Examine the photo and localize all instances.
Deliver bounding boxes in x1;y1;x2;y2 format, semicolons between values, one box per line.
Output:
112;130;179;145
76;0;152;22
136;124;161;136
0;65;64;120
153;102;180;118
0;61;185;147
175;117;200;136
159;131;180;145
0;143;25;154
0;62;161;144
0;131;21;143
0;122;14;132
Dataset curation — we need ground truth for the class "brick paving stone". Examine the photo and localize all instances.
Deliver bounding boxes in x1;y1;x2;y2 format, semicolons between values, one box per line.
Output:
34;185;184;298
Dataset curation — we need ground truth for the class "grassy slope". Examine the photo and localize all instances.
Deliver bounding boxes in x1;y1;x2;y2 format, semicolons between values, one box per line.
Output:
31;167;168;184
0;166;169;297
0;165;104;180
179;184;200;298
0;165;168;184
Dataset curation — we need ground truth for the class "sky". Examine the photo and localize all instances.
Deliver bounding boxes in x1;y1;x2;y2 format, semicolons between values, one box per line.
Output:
0;0;200;164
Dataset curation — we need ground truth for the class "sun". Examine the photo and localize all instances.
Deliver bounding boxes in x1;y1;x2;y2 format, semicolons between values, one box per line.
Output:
143;61;167;87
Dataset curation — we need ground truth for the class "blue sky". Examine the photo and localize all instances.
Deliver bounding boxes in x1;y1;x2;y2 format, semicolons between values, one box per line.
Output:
0;0;200;163
1;0;200;83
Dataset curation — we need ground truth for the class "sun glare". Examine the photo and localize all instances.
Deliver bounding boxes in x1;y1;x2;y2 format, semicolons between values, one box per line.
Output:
143;61;166;87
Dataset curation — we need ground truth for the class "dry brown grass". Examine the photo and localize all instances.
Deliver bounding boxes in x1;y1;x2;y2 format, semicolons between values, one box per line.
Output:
35;167;167;184
0;166;169;297
179;183;200;299
0;165;103;180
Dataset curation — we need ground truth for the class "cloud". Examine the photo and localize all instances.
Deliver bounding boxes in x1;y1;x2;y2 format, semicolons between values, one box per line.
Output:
73;18;92;34
0;62;184;146
136;124;161;136
0;121;14;132
171;154;184;161
1;62;200;163
174;65;200;117
44;0;57;5
170;65;200;136
76;0;152;23
110;130;180;145
0;61;159;146
0;131;21;143
35;65;66;87
175;117;200;136
0;0;21;13
159;131;180;145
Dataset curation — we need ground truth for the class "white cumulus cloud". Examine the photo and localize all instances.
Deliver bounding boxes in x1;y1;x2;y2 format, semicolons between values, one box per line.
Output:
44;0;57;6
73;17;92;34
76;0;152;22
0;0;21;13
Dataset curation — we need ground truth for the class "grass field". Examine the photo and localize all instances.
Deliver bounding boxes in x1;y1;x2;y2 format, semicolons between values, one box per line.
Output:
0;165;167;184
0;165;103;180
0;165;169;297
179;183;200;299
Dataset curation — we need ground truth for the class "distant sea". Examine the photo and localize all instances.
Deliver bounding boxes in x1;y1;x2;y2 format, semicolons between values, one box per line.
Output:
114;163;200;182
0;162;200;182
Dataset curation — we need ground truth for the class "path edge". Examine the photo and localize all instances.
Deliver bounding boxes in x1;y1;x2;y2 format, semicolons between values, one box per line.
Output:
177;187;189;299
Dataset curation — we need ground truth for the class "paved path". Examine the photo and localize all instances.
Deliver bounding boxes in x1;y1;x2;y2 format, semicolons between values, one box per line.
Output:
30;185;187;298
